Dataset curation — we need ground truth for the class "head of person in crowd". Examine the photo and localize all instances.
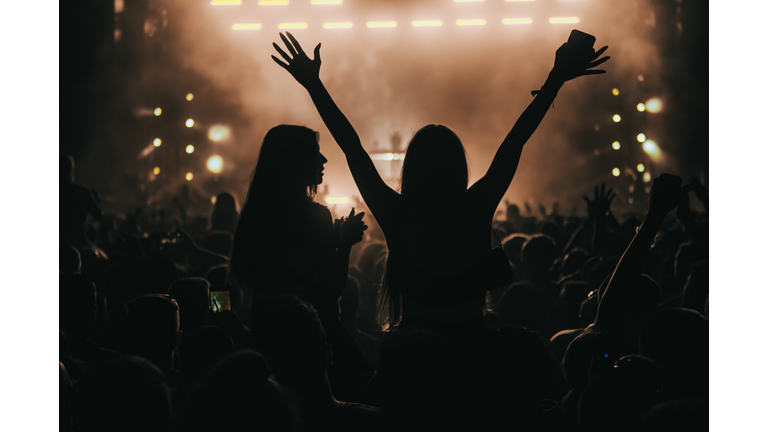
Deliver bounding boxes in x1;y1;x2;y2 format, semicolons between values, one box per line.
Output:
502;234;528;268
126;294;181;370
61;245;82;274
399;125;468;201
61;155;75;185
178;325;236;386
210;192;240;234
168;278;211;337
561;248;589;280
520;234;559;281
495;281;552;337
72;356;171;432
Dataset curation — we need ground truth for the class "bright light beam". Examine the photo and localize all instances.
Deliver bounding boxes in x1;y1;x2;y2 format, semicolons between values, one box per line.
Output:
549;17;580;24
642;140;661;160
258;0;288;5
207;156;224;173
645;98;663;113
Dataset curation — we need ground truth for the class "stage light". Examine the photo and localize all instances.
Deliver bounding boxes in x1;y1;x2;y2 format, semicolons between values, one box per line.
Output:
186;93;194;101
323;22;353;29
612;168;620;177
208;125;231;142
549;17;580;24
258;0;288;5
645;98;663;113
154;107;162;116
211;196;217;204
457;19;487;26
413;20;442;27
371;153;406;160
153;138;162;147
612;88;619;96
612;114;621;122
643;172;652;183
115;0;125;13
233;23;262;30
642;140;661;159
637;163;645;172
637;103;646;112
279;23;308;30
207;155;224;173
637;133;646;142
312;0;342;3
186;145;195;154
153;167;161;175
612;141;620;150
186;119;195;128
326;197;350;204
637;74;645;82
186;172;194;181
211;0;241;5
367;21;397;28
503;18;533;25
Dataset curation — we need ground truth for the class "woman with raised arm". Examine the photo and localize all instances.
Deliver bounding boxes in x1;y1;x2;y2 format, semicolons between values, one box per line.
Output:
272;32;609;337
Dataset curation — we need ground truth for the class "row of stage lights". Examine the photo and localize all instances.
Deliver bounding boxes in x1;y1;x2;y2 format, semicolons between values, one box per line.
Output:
213;0;568;5
229;18;580;30
151;155;225;181
606;87;662;184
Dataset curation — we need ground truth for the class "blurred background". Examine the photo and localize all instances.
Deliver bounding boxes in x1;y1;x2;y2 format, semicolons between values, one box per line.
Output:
60;0;708;220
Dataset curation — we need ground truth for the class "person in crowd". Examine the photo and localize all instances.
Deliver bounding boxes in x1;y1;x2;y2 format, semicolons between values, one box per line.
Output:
271;32;609;342
168;277;211;340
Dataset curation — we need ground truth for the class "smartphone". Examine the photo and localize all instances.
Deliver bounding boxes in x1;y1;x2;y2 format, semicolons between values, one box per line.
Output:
567;29;596;52
210;287;231;313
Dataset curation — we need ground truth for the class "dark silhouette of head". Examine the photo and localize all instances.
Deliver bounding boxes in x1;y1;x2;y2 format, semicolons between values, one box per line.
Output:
561;248;589;279
495;281;551;336
73;356;171;432
561;329;599;390
168;278;211;335
400;125;468;198
178;325;235;385
520;234;560;280
172;350;298;432
210;192;240;234
502;234;528;268
60;274;97;341
126;294;180;369
61;155;75;184
60;245;82;274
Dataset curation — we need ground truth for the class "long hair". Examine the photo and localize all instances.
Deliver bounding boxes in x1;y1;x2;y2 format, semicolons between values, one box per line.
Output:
228;125;320;289
378;125;470;329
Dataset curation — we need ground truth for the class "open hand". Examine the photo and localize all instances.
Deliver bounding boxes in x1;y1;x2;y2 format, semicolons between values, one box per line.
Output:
551;43;610;82
648;174;694;215
272;32;322;88
584;183;616;220
339;208;367;247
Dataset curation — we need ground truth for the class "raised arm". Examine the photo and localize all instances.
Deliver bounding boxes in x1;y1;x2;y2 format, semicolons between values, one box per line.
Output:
471;40;610;211
272;33;397;228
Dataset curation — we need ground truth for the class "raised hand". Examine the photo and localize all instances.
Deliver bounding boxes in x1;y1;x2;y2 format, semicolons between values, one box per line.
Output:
339;208;367;247
551;43;610;83
648;174;694;215
271;32;322;88
583;183;616;220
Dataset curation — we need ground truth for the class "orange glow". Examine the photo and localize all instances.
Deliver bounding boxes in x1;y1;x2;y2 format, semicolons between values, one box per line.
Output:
549;17;580;24
612;141;621;150
367;21;397;28
612;88;619;96
186;119;195;128
279;22;308;30
207;155;224;173
371;153;406;161
326;197;350;204
637;133;646;142
232;23;262;30
185;145;195;154
211;0;242;5
323;22;353;29
642;140;661;160
208;125;231;142
412;20;442;27
258;0;288;5
612;168;620;177
153;107;162;116
457;19;487;26
454;0;484;2
311;0;342;3
637;163;645;172
643;172;652;183
645;98;663;113
637;75;645;82
503;18;533;25
186;172;194;181
186;93;194;101
211;196;218;204
153;138;162;147
153;167;160;175
612;114;621;122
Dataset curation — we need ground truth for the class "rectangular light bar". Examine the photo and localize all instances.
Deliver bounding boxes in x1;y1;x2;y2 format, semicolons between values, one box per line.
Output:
211;0;242;5
503;18;533;25
549;17;580;24
278;22;308;29
367;21;397;28
258;0;288;5
325;197;350;204
312;0;343;4
323;22;353;29
456;19;487;26
412;20;442;27
232;23;262;30
370;153;406;161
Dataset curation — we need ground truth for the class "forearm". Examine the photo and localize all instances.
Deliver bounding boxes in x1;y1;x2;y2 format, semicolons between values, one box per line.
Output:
305;80;366;157
502;73;564;149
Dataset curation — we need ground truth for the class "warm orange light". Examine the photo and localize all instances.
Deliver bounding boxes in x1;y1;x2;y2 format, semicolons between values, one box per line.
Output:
153;138;162;147
311;0;342;3
185;145;195;154
412;20;442;27
612;141;621;150
642;140;661;160
153;167;161;175
457;19;487;26
645;98;663;113
211;196;218;204
454;0;484;2
637;133;646;143
637;75;645;82
207;155;224;173
612;114;621;122
208;125;231;142
643;172;652;183
637;163;645;172
612;88;619;96
211;0;242;5
186;172;194;181
637;103;646;112
502;18;533;25
186;119;195;128
186;93;194;101
153;107;162;116
258;0;288;5
232;23;262;30
325;197;350;204
323;22;353;29
278;23;308;30
371;153;406;161
549;17;580;24
612;168;620;177
367;21;397;28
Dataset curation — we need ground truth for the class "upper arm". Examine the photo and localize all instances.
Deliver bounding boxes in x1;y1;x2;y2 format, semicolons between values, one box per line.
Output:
468;142;525;217
343;147;399;232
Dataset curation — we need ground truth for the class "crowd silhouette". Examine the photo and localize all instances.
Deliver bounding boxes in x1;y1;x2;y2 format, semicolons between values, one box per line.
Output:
59;31;708;431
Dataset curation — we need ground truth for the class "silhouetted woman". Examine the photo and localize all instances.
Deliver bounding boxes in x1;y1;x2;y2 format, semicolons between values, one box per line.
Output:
272;33;609;337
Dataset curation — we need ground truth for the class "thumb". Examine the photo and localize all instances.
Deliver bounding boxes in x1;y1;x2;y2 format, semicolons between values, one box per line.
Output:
314;43;322;63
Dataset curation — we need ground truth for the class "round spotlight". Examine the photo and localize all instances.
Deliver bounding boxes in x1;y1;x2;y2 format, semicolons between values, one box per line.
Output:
153;167;160;175
186;93;194;101
643;172;652;183
637;163;645;172
211;196;217;205
612;114;621;123
154;107;162;116
185;145;195;154
642;140;661;158
637;74;645;82
612;168;620;177
185;172;194;181
208;125;231;142
645;98;663;113
153;138;162;147
637;133;646;142
612;141;621;150
637;103;646;112
185;119;195;128
612;88;619;96
207;155;224;173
